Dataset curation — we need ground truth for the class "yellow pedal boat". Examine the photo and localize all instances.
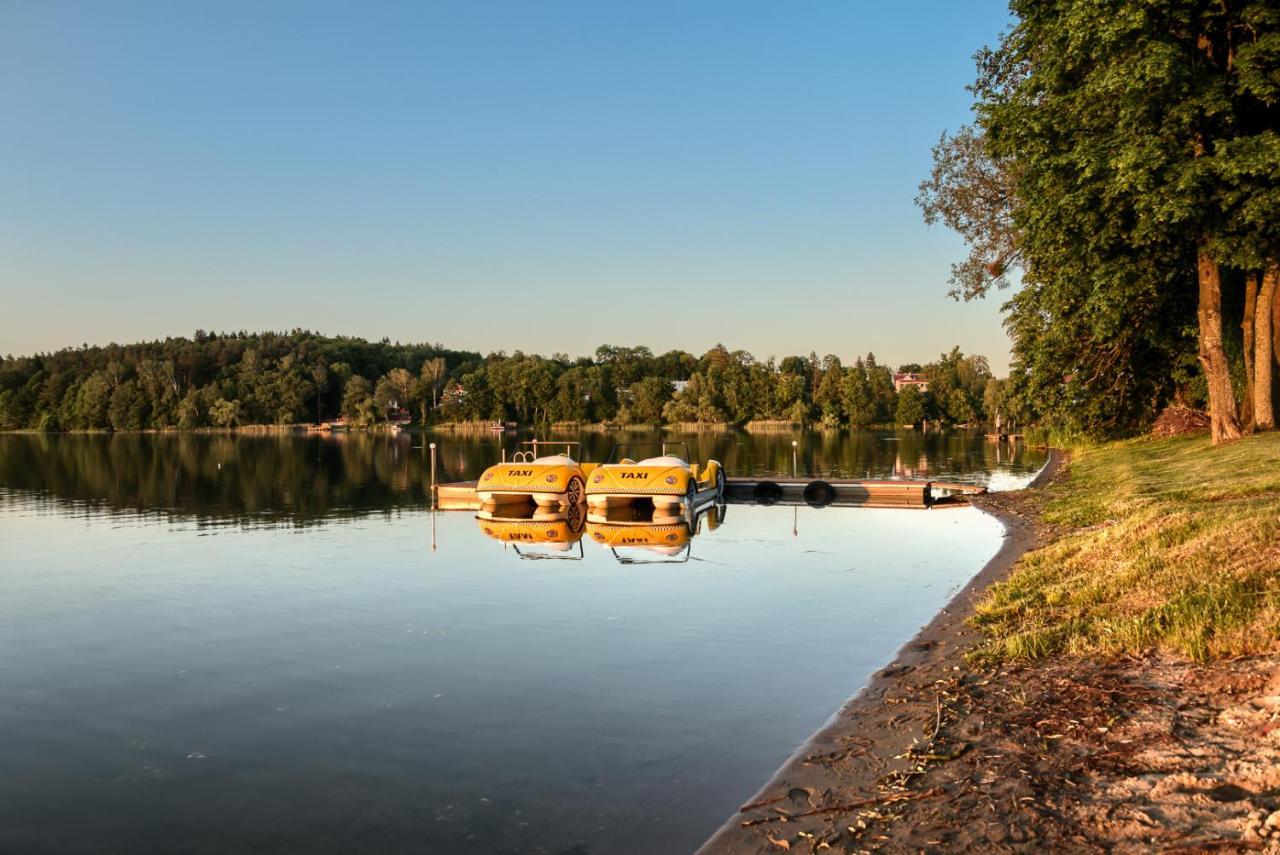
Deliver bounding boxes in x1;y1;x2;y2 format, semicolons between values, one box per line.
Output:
476;441;595;507
584;442;725;511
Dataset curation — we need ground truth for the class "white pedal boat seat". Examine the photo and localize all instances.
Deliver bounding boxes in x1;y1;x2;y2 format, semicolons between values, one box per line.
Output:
635;455;688;468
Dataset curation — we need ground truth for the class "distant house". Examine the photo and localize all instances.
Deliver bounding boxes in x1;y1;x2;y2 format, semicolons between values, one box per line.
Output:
672;380;690;395
893;372;930;393
441;382;467;405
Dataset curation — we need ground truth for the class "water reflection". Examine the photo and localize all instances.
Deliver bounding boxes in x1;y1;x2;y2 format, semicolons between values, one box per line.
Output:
0;432;430;526
448;427;1045;487
0;429;1045;526
585;503;726;564
474;493;730;565
0;452;1010;854
475;501;587;560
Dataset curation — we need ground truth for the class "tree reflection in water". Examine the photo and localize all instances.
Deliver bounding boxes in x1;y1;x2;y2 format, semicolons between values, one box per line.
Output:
0;429;1046;527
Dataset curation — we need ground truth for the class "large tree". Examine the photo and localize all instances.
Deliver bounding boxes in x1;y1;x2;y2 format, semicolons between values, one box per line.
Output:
927;0;1280;442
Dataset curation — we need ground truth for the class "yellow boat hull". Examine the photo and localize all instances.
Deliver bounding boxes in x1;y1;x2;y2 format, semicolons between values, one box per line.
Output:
478;489;573;506
584;458;723;509
585;492;686;509
476;458;588;507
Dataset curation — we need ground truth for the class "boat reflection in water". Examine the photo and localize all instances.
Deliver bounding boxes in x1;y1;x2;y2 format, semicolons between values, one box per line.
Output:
475;500;587;560
585;500;727;564
474;496;728;564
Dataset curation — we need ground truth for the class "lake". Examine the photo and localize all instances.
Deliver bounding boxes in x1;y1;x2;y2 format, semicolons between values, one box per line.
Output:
0;430;1045;854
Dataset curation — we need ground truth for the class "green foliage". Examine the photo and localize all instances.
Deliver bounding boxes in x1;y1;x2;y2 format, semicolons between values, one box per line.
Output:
622;376;672;424
176;388;205;429
341;377;376;428
896;385;926;426
841;366;875;426
814;356;845;426
108;381;148;431
0;332;1012;431
923;346;992;424
373;367;416;421
0;331;476;432
923;0;1280;437
75;372;113;430
209;398;242;428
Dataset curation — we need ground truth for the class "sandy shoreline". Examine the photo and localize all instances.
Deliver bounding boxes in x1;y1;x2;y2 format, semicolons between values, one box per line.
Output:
698;447;1280;853
698;452;1065;853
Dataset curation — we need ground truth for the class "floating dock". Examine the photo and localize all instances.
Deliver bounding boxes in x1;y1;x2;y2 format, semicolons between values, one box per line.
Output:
437;481;483;510
723;477;984;508
434;477;985;510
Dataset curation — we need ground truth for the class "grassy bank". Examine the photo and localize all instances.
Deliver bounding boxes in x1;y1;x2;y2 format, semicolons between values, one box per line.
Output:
973;432;1280;662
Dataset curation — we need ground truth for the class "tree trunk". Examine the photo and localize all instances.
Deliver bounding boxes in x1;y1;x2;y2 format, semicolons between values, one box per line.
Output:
1254;262;1278;431
1242;273;1258;428
1197;253;1243;443
1273;277;1280;404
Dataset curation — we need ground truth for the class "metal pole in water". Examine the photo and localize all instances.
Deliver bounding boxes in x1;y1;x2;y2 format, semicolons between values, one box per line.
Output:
791;440;798;479
429;442;437;509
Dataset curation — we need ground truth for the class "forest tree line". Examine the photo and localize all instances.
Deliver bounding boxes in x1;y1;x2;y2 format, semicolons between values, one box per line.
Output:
0;331;1002;431
918;0;1280;442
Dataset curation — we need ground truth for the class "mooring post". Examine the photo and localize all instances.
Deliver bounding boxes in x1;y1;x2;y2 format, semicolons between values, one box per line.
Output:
791;440;798;479
429;442;437;508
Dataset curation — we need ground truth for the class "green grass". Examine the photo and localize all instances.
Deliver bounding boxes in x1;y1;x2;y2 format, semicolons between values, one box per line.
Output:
971;432;1280;663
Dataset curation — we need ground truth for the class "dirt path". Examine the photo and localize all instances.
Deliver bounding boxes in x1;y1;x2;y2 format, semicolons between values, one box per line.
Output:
698;452;1280;853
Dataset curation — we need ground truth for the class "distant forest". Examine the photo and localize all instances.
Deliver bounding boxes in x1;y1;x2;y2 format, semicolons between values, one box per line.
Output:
0;331;1003;431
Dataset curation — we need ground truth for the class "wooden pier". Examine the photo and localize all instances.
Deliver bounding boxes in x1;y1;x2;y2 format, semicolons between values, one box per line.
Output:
432;477;985;511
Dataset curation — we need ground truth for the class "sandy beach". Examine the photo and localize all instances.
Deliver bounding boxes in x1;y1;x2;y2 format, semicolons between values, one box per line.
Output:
700;449;1280;853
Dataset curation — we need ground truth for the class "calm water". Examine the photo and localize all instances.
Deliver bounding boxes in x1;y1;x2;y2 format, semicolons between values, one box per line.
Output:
0;431;1044;854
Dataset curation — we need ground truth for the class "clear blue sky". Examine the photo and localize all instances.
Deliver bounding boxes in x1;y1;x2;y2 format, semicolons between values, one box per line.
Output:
1;1;1015;371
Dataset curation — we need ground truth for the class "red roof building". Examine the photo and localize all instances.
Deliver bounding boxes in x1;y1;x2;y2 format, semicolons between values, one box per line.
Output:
892;372;929;393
